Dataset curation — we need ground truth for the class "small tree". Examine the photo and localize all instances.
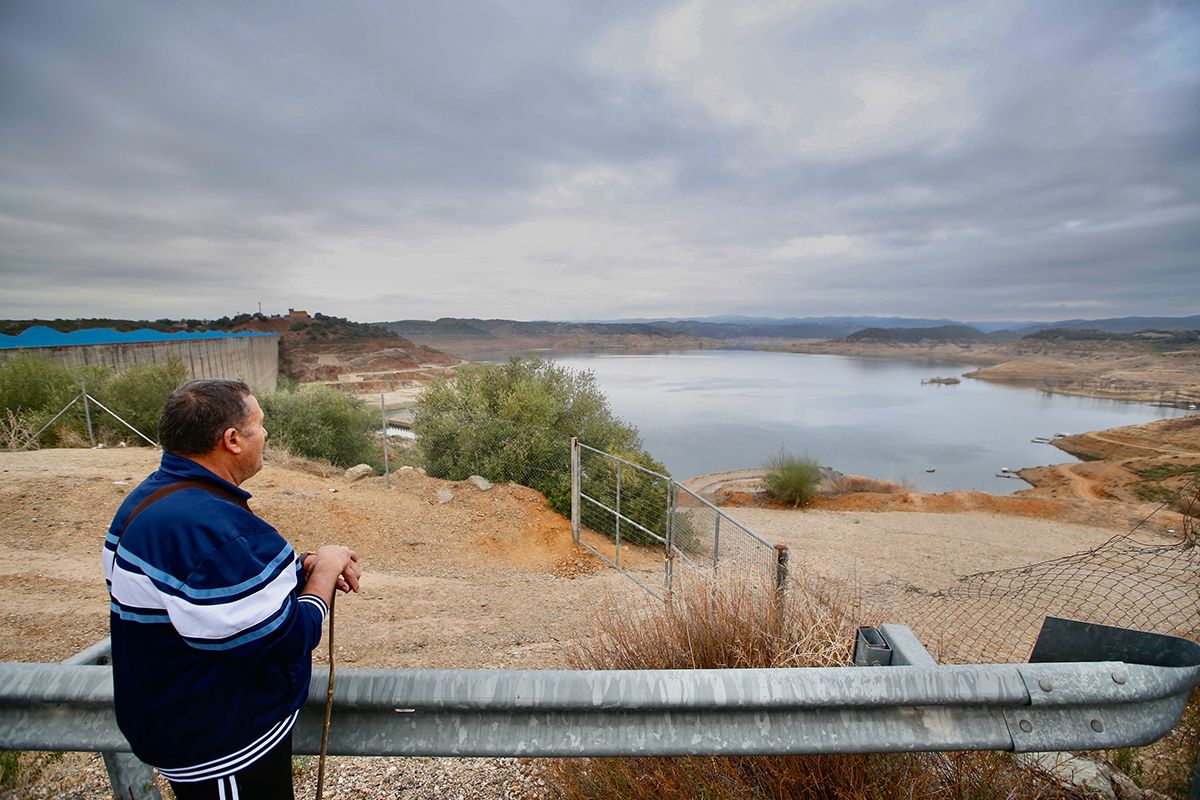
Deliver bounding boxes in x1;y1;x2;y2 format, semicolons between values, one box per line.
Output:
413;358;662;516
761;450;822;507
94;357;188;442
260;384;380;469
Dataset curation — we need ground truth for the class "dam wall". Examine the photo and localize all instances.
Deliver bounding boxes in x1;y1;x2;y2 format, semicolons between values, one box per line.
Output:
0;334;280;392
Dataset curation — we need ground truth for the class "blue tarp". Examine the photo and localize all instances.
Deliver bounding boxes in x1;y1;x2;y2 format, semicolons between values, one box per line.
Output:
0;326;276;350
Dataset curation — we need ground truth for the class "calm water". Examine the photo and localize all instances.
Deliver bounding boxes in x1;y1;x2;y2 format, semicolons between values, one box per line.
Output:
548;350;1192;493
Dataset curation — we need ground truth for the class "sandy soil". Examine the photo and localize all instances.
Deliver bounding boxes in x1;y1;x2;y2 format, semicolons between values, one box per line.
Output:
0;448;644;668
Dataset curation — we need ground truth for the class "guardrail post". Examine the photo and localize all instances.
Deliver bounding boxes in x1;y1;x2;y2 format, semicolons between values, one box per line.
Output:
102;752;160;800
774;543;789;603
80;380;96;447
61;640;161;800
570;437;580;546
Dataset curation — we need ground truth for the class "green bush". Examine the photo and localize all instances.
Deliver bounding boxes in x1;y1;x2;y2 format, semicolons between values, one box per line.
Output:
260;384;381;469
413;358;663;520
761;450;822;507
0;355;99;445
92;358;188;442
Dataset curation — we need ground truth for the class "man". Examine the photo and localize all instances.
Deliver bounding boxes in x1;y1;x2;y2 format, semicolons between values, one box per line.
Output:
103;379;361;799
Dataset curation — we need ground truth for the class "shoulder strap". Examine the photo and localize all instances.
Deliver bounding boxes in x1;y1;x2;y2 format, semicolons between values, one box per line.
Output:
116;480;251;549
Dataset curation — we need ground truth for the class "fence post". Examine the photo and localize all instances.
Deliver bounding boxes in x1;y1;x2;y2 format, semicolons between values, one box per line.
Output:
570;437;580;546
615;463;622;569
380;394;390;489
80;380;96;448
713;515;721;573
773;544;789;604
664;480;675;602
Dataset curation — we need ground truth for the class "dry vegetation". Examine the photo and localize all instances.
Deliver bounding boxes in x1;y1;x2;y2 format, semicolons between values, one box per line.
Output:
552;579;1088;800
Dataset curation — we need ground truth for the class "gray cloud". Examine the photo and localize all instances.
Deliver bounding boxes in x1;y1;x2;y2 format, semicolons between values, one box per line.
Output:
1;0;1197;323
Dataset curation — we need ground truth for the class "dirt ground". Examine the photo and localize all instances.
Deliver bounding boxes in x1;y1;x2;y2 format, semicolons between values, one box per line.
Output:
0;442;1194;798
0;448;647;668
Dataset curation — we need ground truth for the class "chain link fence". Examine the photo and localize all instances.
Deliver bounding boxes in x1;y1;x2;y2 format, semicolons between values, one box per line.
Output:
868;483;1200;664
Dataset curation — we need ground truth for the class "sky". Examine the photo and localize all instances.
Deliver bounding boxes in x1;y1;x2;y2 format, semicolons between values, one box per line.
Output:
1;1;1198;324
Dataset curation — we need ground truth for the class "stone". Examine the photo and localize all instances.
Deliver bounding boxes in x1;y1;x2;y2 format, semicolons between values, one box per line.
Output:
437;488;454;504
1110;770;1169;800
467;475;494;491
1017;753;1115;800
343;464;374;482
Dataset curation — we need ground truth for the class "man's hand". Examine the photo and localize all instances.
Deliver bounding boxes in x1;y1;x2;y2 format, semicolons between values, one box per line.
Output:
302;545;361;604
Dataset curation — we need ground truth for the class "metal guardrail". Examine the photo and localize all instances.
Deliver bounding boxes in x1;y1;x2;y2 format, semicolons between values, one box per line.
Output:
2;619;1197;797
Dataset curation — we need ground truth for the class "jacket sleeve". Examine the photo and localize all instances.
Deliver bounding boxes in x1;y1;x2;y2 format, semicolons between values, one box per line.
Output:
163;532;325;660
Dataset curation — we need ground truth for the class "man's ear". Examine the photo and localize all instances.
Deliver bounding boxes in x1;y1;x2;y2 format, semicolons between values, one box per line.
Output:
221;426;243;455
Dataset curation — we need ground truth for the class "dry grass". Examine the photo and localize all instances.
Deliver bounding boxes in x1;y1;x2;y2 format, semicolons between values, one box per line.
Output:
263;443;343;477
824;474;916;496
549;577;1087;800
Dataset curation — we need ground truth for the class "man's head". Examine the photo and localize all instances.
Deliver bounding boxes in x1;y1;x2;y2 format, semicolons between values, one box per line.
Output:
159;379;268;485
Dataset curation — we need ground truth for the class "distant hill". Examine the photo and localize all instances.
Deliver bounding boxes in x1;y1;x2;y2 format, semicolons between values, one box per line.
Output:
0;317;186;336
380;318;678;341
376;317;704;358
1007;315;1200;336
844;325;991;343
383;318;498;340
647;319;859;339
0;312;401;341
1022;328;1200;348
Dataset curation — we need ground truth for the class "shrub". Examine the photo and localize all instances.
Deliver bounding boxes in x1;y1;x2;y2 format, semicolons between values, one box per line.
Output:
413;358;663;519
0;355;92;445
0;355;181;446
260;384;381;469
761;450;822;506
92;358;188;443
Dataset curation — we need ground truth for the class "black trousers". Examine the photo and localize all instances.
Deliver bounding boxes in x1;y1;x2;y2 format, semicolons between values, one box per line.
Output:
167;732;295;800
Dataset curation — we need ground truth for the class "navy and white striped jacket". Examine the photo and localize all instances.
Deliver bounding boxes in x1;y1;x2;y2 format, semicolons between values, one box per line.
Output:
103;452;327;781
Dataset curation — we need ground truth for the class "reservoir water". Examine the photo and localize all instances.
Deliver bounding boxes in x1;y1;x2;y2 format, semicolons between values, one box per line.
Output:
547;350;1191;493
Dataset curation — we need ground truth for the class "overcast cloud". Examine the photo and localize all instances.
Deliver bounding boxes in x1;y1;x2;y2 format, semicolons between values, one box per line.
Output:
1;0;1197;323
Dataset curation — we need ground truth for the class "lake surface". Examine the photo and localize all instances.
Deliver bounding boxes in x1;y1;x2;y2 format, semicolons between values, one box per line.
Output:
548;350;1191;493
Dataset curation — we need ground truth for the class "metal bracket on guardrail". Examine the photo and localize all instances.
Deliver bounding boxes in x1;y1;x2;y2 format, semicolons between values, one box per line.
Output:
3;618;1196;797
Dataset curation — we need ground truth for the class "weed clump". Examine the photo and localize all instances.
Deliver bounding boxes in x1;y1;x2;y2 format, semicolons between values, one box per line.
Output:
761;450;822;506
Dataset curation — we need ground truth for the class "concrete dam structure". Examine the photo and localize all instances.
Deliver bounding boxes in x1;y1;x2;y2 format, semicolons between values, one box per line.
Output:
0;327;279;392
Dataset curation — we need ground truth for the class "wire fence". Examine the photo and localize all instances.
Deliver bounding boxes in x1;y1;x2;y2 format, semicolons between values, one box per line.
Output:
573;441;782;600
1;381;160;451
867;482;1200;664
